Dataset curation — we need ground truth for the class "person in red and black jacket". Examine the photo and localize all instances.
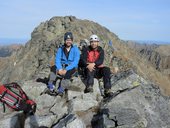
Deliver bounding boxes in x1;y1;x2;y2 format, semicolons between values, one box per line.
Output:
79;34;113;97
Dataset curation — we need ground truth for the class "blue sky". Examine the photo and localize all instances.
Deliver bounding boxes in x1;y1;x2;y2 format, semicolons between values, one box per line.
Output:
0;0;170;44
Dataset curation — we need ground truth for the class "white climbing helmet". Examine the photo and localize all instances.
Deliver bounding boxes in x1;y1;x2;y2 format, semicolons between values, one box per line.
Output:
89;34;100;42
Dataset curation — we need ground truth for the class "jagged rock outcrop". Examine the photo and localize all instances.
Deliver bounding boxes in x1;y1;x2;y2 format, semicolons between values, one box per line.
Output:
93;70;170;128
0;70;170;128
126;41;170;79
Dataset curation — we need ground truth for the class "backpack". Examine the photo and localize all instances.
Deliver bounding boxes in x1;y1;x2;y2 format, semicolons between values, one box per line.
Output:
0;82;36;115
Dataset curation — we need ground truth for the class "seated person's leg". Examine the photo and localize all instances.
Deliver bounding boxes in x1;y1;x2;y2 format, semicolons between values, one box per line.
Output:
48;66;57;91
57;68;77;95
100;67;113;97
63;68;77;79
101;67;111;89
84;69;95;93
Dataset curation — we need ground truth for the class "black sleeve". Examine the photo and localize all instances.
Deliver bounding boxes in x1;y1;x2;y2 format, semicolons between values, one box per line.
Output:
79;47;88;67
95;48;104;66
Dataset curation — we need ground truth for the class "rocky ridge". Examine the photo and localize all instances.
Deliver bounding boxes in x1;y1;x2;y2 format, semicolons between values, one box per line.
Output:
126;41;170;79
0;16;170;128
0;69;170;128
0;16;169;94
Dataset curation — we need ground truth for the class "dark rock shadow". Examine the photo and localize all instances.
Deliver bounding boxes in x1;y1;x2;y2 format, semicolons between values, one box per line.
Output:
91;113;104;128
36;77;49;85
91;108;117;128
10;112;26;128
10;112;40;128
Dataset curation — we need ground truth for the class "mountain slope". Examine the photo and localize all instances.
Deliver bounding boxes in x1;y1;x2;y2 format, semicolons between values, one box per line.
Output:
126;41;170;79
0;44;22;57
0;16;170;128
0;16;170;95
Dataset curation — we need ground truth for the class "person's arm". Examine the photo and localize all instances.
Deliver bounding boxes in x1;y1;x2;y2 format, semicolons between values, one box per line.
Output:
65;46;80;71
95;48;104;66
55;47;63;70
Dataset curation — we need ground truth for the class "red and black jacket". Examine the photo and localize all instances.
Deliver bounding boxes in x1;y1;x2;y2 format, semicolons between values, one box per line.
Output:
79;46;104;68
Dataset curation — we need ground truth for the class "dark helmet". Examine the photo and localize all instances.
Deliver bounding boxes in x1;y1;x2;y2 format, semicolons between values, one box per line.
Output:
64;32;73;41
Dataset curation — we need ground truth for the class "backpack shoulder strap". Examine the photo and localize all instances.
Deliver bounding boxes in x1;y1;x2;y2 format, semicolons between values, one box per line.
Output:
2;102;5;113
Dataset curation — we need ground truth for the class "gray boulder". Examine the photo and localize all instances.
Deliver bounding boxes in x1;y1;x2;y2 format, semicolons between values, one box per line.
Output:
92;71;170;128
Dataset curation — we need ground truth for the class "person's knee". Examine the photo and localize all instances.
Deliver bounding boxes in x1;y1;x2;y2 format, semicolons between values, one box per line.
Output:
64;69;76;79
103;67;111;73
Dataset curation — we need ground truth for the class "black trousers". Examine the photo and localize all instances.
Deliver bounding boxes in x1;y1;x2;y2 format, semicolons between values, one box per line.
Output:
86;66;111;89
49;65;76;84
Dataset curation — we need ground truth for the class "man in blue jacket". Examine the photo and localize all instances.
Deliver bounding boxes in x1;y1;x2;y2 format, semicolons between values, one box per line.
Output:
48;32;80;95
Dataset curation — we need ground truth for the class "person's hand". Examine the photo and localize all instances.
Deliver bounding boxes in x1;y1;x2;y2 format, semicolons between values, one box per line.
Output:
87;63;95;72
57;69;62;75
58;69;67;75
62;69;67;75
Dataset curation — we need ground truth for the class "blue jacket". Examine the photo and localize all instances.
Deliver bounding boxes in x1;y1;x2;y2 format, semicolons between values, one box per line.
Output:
55;45;80;71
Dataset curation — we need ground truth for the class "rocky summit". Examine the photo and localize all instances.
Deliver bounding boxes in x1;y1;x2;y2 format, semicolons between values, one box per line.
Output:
0;16;170;128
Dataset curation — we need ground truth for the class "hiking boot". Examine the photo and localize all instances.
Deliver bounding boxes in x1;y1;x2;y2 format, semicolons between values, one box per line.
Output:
104;89;114;98
57;86;64;97
84;86;93;93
